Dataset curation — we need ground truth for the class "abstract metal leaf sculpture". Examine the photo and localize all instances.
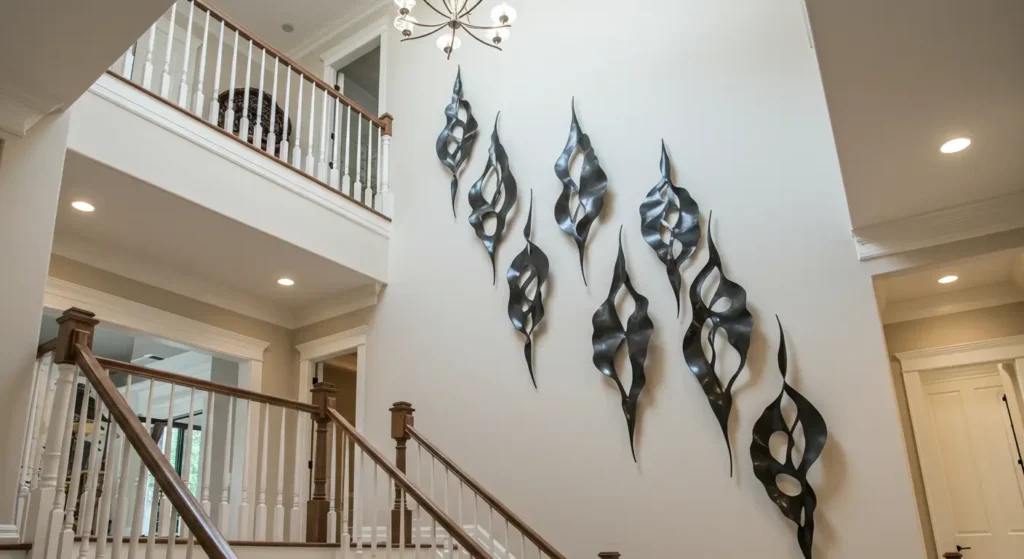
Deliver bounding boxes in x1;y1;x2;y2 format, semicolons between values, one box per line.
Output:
436;67;479;217
554;99;608;285
506;191;549;388
683;214;754;476
751;318;828;559
639;141;701;315
592;228;653;461
469;113;518;283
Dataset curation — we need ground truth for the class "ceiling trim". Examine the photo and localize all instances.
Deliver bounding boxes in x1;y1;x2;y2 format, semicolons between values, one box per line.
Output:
852;190;1024;260
0;88;53;139
882;282;1024;324
289;2;391;61
895;334;1024;372
43;276;270;362
293;284;380;329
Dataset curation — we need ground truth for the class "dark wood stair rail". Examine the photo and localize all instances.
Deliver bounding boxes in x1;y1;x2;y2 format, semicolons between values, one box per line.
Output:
390;402;568;559
56;308;235;559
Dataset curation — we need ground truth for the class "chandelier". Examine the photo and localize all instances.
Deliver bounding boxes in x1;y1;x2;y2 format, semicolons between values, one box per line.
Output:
393;0;518;59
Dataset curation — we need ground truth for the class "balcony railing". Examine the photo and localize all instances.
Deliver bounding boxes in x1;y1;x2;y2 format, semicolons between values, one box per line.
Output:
108;0;393;218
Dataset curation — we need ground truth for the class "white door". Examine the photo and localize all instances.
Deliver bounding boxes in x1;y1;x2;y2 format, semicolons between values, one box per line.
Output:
907;364;1024;558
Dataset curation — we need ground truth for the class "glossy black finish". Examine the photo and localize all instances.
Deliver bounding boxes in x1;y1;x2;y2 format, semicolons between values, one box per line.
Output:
554;99;608;285
592;228;653;461
682;214;754;476
506;191;549;388
639;141;700;315
750;318;828;559
469;113;518;283
436;67;479;216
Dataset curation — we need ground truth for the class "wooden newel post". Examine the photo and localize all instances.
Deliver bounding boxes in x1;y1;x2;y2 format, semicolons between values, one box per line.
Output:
598;553;621;559
306;381;336;543
55;307;98;364
390;401;414;545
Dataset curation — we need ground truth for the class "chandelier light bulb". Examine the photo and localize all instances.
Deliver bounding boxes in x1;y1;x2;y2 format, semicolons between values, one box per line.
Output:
491;3;517;24
487;27;510;45
394;0;416;10
394;15;416;36
436;33;462;53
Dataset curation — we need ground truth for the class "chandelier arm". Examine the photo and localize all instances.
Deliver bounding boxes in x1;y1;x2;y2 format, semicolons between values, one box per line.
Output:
440;0;452;12
446;27;458;60
407;19;451;29
459;0;485;18
462;26;502;51
401;24;451;42
420;0;453;20
460;22;510;30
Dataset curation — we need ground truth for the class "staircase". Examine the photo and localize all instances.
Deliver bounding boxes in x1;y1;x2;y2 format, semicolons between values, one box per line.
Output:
11;307;621;559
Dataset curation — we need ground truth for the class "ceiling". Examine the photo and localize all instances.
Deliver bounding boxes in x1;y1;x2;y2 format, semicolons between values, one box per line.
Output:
874;248;1024;323
204;0;385;55
805;0;1024;229
54;152;376;326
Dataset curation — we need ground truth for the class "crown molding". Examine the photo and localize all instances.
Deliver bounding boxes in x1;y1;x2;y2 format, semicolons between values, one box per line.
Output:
895;334;1024;372
293;284;380;329
0;88;54;139
289;1;392;61
882;282;1024;324
853;190;1024;260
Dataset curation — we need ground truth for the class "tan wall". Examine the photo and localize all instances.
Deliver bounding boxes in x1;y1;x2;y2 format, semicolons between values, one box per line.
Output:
882;302;1024;559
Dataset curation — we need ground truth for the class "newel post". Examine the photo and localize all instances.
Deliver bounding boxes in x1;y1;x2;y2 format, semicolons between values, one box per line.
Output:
54;307;98;364
380;113;394;217
390;401;414;544
306;382;336;543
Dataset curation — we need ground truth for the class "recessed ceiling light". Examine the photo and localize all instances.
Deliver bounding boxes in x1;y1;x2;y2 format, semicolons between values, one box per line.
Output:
71;201;95;212
938;275;959;284
277;277;295;286
940;137;971;154
281;23;294;33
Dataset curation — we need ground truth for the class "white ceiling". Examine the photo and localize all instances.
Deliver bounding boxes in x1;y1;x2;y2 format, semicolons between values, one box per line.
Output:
805;0;1024;229
54;152;377;326
204;0;386;55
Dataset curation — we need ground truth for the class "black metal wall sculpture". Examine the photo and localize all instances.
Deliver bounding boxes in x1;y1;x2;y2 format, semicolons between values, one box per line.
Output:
683;214;754;476
639;141;701;316
592;228;653;461
506;191;549;388
751;318;828;559
468;113;518;283
554;99;608;285
436;67;479;217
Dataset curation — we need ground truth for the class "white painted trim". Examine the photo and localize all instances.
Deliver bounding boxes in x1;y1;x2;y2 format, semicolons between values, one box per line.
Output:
0;89;51;139
319;18;390;116
0;523;19;543
289;3;392;61
293;285;380;329
43;277;270;362
894;335;1024;372
882;282;1024;324
853;190;1024;260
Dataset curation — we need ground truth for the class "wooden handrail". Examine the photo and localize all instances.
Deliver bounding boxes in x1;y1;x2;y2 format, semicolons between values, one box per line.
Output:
188;0;389;130
37;338;57;358
406;426;567;559
75;343;236;559
324;408;491;558
98;357;318;414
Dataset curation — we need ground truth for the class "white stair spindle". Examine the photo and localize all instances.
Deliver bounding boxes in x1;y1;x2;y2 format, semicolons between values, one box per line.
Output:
374;126;383;210
20;354;53;526
456;480;463;548
239;40;253;140
292;78;304;167
109;376;134;559
142;23;157;90
76;397;106;559
208;20;225;123
415;444;422;557
59;381;92;557
186;532;195;559
157;384;176;538
193;8;210;114
429;453;436;548
305;85;317;174
288;410;304;542
352;448;362;547
218;396;235;535
123;43;137;79
33;365;77;559
329;98;341;189
340;432;351;548
159;2;177;97
354;116;363;202
180;388;198;539
255;403;269;541
279;69;291;161
342;106;352;196
199;393;216;516
273;407;285;542
381;127;393;216
94;405;120;559
225;30;239;132
254;49;267;150
177;0;195;108
238;400;253;540
267;60;280;154
146;387;167;559
317;89;330;180
370;463;378;548
399;491;407;559
366;122;375;206
327;421;336;543
129;381;156;559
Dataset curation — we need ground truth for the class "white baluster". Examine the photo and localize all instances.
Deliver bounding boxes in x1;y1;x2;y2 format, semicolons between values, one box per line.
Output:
279;69;292;161
399;491;407;559
327;421;336;543
342;106;352;196
353;448;363;547
177;0;195;107
199;393;216;515
146;386;164;559
504;520;510;559
305;84;317;174
289;411;304;542
317;89;330;180
267;59;280;155
415;444;422;558
292;78;304;167
76;397;106;559
123;43;137;79
240;40;253;141
160;2;177;98
273;407;285;542
193;9;210;114
456;480;463;547
385;473;393;558
254;49;267;150
59;381;91;557
238;400;253;540
330;99;341;189
30;364;76;559
375;126;383;210
225;30;239;132
381;126;393;216
19;354;52;531
94;404;120;559
354;116;363;202
180;388;197;539
207;20;225;123
370;463;378;548
142;23;157;89
218;396;235;535
157;385;175;537
110;376;135;559
129;381;156;559
341;432;351;549
429;453;436;549
255;403;269;541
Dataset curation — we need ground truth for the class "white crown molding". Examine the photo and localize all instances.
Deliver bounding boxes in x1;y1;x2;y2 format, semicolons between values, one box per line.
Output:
44;276;271;362
0;88;53;139
852;190;1024;260
882;282;1024;324
296;325;369;362
293;284;380;329
289;2;392;61
895;334;1024;372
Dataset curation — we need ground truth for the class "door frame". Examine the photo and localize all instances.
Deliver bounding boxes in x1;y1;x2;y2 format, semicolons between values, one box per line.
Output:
896;335;1024;555
319;16;389;115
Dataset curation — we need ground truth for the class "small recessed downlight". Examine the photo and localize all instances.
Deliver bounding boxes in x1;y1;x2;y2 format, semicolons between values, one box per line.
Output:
71;201;95;212
282;23;294;33
938;275;959;284
940;137;971;154
277;278;295;286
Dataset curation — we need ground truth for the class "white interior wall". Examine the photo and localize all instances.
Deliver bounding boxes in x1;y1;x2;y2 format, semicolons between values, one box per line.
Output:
364;0;928;557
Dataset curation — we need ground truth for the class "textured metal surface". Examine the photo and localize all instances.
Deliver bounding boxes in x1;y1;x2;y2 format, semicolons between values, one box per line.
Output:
554;99;608;285
751;318;827;559
639;141;701;315
506;191;549;388
592;228;653;461
682;214;754;476
469;113;518;283
435;67;479;216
